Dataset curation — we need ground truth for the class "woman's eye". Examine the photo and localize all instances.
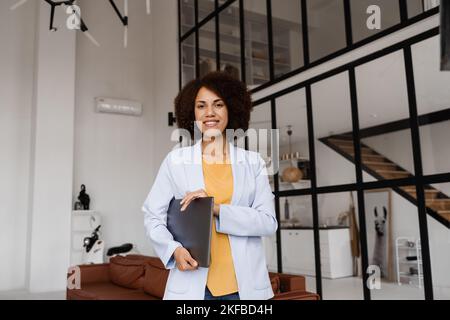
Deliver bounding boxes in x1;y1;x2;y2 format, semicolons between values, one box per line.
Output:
196;104;204;109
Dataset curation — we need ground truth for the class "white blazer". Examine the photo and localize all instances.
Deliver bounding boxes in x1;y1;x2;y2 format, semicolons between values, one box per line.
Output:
142;139;278;300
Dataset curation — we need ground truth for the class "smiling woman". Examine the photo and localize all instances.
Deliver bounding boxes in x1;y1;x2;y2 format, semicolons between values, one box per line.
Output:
174;71;253;141
142;71;278;300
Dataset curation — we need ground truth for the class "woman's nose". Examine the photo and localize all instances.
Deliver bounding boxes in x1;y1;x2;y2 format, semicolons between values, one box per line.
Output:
205;105;215;116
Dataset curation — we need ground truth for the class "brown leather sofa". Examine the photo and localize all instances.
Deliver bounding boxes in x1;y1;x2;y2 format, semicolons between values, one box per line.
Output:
66;254;319;300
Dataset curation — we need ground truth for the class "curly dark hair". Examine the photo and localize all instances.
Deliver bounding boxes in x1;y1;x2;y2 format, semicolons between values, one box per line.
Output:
174;71;253;138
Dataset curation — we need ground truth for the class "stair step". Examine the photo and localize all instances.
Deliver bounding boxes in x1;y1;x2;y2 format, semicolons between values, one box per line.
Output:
427;199;450;210
339;145;374;154
363;161;398;170
362;161;397;166
402;187;440;193
328;139;355;146
377;169;410;174
376;170;411;178
356;154;387;161
401;188;440;199
437;211;450;221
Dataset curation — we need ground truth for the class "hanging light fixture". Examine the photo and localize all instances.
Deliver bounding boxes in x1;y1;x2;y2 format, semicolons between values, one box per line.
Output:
109;0;129;48
10;0;152;48
281;125;303;183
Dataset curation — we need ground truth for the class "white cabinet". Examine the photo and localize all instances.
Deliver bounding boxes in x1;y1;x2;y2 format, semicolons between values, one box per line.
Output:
70;210;101;266
320;229;353;279
264;228;353;279
281;230;316;275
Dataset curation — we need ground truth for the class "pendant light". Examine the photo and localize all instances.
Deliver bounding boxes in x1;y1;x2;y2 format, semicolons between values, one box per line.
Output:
281;125;303;183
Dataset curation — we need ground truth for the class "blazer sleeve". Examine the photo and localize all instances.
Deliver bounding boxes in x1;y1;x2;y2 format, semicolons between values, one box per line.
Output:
215;154;278;237
142;154;182;269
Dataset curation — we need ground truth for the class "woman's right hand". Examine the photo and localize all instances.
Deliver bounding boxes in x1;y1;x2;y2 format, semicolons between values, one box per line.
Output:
173;247;198;271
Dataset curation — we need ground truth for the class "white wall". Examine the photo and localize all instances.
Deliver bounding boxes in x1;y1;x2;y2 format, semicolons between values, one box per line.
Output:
0;0;37;291
150;0;180;163
73;0;159;259
1;0;180;293
27;1;76;293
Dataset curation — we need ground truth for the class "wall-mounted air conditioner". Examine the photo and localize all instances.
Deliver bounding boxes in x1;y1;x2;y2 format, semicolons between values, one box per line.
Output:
95;97;142;116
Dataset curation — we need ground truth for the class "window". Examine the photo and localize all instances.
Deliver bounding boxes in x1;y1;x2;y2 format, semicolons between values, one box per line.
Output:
178;3;447;300
312;72;356;187
181;33;196;86
355;51;415;182
306;0;347;62
180;0;195;36
243;0;271;87
275;89;310;191
199;19;217;77
272;0;304;76
179;0;439;90
218;2;242;80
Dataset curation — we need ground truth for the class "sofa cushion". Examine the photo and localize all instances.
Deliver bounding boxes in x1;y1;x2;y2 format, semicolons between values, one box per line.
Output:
68;282;157;300
143;263;169;299
271;290;320;300
269;274;280;294
109;255;146;289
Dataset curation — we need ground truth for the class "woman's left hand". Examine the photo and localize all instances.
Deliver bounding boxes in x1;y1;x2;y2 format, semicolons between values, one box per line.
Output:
180;189;220;216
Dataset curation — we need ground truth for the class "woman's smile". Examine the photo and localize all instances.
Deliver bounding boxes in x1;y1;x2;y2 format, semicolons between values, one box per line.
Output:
203;120;220;128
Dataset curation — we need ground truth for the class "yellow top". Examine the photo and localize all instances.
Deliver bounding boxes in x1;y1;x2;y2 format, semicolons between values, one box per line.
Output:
202;156;238;296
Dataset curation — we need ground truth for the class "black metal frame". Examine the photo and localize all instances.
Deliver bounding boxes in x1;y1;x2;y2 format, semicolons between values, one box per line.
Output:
336;108;450;139
178;0;439;92
109;0;128;27
178;0;446;301
254;26;444;300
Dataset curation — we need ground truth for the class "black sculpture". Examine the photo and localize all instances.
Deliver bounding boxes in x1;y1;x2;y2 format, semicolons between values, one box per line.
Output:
78;184;91;210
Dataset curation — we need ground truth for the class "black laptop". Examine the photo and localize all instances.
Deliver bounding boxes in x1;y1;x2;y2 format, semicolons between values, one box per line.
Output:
166;196;214;268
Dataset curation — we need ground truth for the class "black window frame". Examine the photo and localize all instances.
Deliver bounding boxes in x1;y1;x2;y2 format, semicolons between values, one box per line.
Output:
178;0;439;93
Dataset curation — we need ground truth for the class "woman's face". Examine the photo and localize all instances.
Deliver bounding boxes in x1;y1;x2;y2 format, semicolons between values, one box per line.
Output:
194;87;229;136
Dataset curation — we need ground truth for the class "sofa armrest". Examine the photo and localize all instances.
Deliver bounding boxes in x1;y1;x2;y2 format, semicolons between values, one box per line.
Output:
67;263;111;285
278;273;306;292
271;290;320;300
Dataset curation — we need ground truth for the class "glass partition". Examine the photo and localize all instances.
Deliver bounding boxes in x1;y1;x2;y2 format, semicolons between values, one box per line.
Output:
275;88;310;191
307;0;347;62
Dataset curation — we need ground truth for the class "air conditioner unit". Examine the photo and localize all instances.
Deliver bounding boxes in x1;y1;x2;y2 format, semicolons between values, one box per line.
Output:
95;97;142;116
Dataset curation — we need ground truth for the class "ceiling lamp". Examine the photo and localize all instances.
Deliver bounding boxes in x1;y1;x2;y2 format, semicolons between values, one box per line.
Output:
281;125;303;183
10;0;151;48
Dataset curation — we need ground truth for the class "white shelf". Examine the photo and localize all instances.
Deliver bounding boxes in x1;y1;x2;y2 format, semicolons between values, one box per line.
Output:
399;261;422;265
397;245;421;249
182;1;296;86
71;210;101;266
73;210;97;214
399;273;424;278
396;237;423;289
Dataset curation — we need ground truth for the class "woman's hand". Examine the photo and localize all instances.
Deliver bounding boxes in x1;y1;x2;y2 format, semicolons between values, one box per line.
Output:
173;247;198;271
180;189;220;216
180;189;208;211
